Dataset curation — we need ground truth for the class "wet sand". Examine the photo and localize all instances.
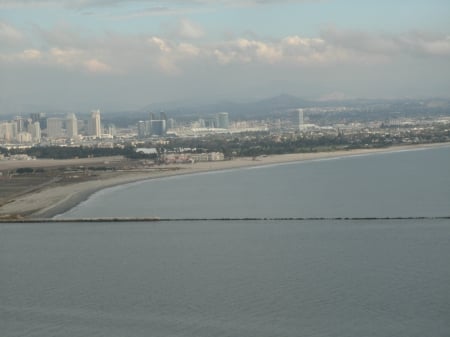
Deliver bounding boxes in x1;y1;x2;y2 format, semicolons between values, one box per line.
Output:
1;143;448;219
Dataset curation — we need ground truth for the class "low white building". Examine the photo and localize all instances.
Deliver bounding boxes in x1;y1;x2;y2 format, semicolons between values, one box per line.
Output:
190;152;224;162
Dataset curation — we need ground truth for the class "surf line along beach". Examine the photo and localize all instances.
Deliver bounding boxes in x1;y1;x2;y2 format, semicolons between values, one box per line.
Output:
1;143;448;219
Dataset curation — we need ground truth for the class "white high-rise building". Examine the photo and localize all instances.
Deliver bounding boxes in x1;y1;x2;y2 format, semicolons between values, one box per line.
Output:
137;121;147;138
0;122;17;142
167;118;175;130
106;124;116;136
296;109;304;131
66;113;78;139
28;121;41;142
17;132;32;143
88;109;101;138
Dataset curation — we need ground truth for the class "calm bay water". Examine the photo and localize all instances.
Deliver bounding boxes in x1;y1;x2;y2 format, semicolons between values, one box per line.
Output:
1;146;450;337
62;146;450;219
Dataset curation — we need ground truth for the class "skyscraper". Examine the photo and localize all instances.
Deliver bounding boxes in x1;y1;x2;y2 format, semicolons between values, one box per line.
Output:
15;116;27;133
216;112;229;129
167;118;175;130
106;124;116;136
28;121;41;142
66;113;78;139
0;122;17;142
151;120;166;136
137;121;147;139
46;118;64;138
160;110;167;121
30;112;41;123
88;109;101;138
295;109;304;131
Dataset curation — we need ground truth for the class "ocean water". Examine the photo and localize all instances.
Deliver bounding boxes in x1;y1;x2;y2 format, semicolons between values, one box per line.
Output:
62;146;450;219
1;220;449;337
1;146;450;337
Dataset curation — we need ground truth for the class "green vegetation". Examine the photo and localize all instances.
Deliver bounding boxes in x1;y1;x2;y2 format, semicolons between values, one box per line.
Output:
15;167;34;174
7;146;158;160
164;132;392;158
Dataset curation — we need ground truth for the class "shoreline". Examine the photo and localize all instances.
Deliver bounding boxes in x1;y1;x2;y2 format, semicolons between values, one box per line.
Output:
1;143;449;219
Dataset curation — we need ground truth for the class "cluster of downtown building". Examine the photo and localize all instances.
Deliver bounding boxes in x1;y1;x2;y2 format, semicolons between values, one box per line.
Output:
1;103;447;153
138;111;230;139
0;110;106;146
0;108;310;146
8;104;441;147
0;109;234;147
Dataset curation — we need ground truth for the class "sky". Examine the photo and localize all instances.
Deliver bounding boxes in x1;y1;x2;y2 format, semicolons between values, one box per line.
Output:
1;0;449;113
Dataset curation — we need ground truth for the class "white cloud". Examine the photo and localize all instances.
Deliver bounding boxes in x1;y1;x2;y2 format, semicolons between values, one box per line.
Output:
211;38;283;64
84;58;112;73
20;48;41;60
149;36;172;53
49;47;83;66
176;19;204;40
322;28;450;58
397;33;450;57
1;24;449;79
177;43;200;56
0;22;25;46
47;48;114;73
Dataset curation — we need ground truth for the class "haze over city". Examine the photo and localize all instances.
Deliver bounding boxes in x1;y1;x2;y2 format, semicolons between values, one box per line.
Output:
1;0;449;114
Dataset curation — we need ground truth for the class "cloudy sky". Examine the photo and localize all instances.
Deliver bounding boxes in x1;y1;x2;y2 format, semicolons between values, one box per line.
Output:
1;0;449;113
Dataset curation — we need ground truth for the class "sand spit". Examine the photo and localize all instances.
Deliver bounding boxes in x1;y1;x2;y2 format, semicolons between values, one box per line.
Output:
0;143;448;219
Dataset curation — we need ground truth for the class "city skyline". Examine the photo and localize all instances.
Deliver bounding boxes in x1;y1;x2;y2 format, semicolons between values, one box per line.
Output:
1;0;449;114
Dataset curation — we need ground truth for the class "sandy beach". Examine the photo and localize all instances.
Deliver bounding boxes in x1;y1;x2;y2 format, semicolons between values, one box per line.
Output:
1;143;448;219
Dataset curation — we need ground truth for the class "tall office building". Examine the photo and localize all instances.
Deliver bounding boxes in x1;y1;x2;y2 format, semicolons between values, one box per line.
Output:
28;121;41;142
17;132;32;143
137;121;147;138
39;115;47;130
46;118;64;138
0;122;17;142
66;113;78;139
160;110;167;121
151;120;166;136
216;112;229;129
30;112;41;123
29;112;43;129
167;118;175;130
88;109;101;138
295;109;304;131
15;116;27;133
198;118;206;128
106;124;116;137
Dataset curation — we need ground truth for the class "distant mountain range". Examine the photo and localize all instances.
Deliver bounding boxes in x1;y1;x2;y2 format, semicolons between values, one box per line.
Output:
3;94;449;125
140;94;450;120
141;94;320;120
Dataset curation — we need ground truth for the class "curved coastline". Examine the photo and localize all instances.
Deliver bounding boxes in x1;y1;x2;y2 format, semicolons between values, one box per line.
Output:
1;143;449;220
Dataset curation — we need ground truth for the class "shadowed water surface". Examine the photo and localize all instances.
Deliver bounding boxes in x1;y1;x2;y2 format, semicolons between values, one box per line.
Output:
1;220;450;337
